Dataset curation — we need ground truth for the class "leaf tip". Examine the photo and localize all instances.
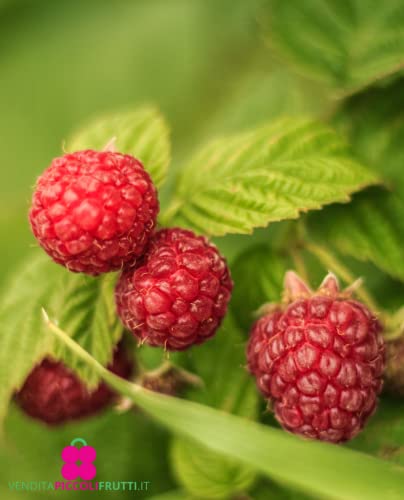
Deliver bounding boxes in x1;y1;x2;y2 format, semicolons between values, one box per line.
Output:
41;307;50;325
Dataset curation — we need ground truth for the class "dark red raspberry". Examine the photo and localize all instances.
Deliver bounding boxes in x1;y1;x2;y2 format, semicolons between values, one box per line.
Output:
247;272;385;443
115;228;233;351
29;149;159;275
16;344;133;425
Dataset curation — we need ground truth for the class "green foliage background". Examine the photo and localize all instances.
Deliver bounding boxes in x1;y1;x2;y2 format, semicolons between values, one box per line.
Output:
2;0;404;499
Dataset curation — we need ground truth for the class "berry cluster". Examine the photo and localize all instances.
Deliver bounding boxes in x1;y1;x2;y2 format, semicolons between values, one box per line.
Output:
20;147;232;424
247;272;385;443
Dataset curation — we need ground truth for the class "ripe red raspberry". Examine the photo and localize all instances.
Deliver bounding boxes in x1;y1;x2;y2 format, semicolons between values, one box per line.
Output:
29;149;159;275
247;272;385;443
115;228;233;351
16;343;133;425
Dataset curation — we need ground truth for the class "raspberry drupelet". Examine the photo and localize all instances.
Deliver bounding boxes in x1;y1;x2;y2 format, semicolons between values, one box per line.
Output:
29;149;159;275
115;228;233;351
247;272;385;443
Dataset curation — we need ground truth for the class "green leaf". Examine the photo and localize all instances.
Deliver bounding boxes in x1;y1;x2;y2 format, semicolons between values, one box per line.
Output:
309;81;404;282
48;272;123;388
231;245;291;331
47;320;404;500
308;189;404;282
171;436;256;499
68;106;171;188
264;0;404;96
165;118;378;236
0;254;62;425
0;252;123;425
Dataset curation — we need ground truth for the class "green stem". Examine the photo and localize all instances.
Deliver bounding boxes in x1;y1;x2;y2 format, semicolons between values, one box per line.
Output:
305;243;381;313
41;308;140;397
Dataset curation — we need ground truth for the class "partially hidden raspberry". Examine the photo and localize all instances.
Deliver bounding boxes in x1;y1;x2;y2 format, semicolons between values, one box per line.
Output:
246;272;385;443
16;343;133;425
29;149;159;275
115;228;233;351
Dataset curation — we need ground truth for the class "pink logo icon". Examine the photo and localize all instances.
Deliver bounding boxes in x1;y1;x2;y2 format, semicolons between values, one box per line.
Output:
61;438;96;480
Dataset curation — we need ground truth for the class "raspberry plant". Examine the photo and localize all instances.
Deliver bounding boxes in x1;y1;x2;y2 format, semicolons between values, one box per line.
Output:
3;1;404;499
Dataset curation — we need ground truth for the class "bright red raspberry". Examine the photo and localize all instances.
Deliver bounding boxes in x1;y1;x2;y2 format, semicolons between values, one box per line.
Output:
29;149;159;275
16;343;133;425
247;272;385;443
115;228;233;351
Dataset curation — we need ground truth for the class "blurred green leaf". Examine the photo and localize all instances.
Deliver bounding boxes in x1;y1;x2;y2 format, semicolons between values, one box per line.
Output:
48;324;404;500
68;106;170;188
231;245;291;331
309;80;404;282
171;436;256;499
166;118;378;236
308;189;404;282
264;0;404;96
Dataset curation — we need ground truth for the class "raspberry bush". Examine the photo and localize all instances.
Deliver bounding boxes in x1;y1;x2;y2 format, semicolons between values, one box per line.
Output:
3;2;404;499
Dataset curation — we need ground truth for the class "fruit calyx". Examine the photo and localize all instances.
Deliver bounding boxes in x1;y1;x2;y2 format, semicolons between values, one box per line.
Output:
284;271;359;303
